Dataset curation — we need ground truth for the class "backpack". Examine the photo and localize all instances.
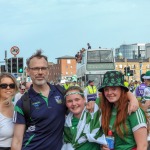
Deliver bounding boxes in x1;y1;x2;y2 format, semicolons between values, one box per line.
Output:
21;84;65;128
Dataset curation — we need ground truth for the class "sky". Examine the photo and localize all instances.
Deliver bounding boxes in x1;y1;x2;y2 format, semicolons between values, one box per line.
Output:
0;0;150;65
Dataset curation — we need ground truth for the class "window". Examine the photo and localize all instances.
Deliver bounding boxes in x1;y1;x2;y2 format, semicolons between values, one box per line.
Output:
119;64;122;69
67;59;71;64
87;50;113;63
147;65;150;69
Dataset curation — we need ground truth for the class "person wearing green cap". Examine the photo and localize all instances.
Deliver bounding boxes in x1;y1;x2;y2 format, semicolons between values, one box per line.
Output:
99;71;148;150
142;70;150;149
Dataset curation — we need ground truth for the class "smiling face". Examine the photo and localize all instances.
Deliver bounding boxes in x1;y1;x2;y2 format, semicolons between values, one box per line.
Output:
27;57;49;86
104;86;121;104
65;90;86;118
0;77;16;100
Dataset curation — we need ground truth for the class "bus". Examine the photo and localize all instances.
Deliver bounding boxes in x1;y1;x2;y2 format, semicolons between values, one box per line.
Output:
76;48;115;88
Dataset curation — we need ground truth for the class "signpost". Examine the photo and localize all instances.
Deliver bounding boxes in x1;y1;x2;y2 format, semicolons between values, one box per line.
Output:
10;46;20;57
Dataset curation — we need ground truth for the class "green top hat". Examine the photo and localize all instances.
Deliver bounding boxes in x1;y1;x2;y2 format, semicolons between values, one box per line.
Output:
99;71;129;92
142;71;150;79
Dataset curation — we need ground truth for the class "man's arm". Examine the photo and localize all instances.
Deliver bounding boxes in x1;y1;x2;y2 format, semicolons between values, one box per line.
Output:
11;124;25;150
127;91;139;115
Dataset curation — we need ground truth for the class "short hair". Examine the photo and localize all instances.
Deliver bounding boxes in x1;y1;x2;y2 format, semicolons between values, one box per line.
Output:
26;49;48;68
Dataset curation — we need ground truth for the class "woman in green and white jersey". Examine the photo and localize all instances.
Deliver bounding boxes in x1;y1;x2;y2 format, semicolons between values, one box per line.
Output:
99;71;148;150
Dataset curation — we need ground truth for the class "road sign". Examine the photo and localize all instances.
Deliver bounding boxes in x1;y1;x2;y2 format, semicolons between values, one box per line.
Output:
10;46;20;57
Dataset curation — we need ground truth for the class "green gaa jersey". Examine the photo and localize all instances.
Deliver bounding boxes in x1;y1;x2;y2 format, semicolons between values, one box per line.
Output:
109;107;147;150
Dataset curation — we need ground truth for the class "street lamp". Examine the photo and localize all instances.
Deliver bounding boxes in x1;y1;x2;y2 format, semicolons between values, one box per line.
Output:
139;58;143;81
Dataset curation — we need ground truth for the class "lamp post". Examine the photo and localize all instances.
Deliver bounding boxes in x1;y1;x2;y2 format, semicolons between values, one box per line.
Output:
139;58;143;81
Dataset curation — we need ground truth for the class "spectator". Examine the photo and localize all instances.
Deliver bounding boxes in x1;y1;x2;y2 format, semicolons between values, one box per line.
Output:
13;84;26;105
87;43;91;49
84;80;99;102
124;79;129;88
11;50;66;150
142;71;150;149
63;80;70;90
0;73;18;150
62;86;107;149
99;71;148;150
133;74;146;101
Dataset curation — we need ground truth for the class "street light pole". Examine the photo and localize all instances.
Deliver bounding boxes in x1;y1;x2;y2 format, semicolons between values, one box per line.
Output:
139;58;143;81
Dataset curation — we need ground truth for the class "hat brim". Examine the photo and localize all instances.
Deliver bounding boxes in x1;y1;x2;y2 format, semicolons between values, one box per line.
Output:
98;85;129;92
142;76;150;79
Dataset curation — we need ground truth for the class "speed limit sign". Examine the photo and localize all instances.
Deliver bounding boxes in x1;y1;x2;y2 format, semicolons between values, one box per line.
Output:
10;46;20;57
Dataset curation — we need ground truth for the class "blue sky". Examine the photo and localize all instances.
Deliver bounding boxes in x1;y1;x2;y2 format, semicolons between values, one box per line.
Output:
0;0;150;65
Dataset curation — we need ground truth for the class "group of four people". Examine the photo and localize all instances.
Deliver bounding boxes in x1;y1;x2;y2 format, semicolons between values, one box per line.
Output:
0;49;148;150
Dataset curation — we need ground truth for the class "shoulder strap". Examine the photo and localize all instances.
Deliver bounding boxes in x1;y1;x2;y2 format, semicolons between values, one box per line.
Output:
21;92;31;128
55;84;66;95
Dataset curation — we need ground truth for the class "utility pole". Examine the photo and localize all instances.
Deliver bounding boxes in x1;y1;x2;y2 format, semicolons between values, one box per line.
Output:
5;50;8;72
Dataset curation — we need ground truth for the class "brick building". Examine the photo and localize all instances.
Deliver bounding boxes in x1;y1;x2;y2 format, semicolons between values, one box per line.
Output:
48;55;76;83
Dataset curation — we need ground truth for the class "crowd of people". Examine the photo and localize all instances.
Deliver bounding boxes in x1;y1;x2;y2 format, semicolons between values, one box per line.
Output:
0;49;150;150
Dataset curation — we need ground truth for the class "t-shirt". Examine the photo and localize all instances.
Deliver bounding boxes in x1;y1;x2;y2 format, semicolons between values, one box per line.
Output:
109;107;147;150
134;83;146;101
0;113;14;147
13;84;66;150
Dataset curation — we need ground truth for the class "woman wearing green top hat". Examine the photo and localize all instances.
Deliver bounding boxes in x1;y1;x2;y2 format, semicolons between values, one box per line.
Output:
100;71;148;150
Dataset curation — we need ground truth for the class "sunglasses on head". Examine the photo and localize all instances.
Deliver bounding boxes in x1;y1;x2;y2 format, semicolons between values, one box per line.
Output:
0;83;16;89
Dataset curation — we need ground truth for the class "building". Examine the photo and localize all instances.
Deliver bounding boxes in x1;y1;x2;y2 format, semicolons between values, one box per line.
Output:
48;55;76;83
115;43;146;59
115;58;150;82
145;43;150;58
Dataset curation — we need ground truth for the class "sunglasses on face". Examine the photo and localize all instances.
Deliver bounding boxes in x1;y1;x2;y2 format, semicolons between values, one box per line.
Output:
0;83;16;89
21;89;26;91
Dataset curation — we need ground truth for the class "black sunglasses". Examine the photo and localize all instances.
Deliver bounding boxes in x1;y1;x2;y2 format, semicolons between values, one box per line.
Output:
0;83;16;89
21;89;26;91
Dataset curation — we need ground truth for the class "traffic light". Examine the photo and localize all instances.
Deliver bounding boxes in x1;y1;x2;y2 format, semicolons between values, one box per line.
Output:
1;65;6;72
18;57;24;73
126;67;130;76
130;70;133;76
7;58;12;73
124;67;127;75
12;58;17;73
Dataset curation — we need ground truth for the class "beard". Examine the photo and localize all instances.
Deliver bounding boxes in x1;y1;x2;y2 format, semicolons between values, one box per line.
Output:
34;76;48;86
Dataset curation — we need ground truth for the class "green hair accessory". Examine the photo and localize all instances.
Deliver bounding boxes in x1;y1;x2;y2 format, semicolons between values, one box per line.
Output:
64;92;84;98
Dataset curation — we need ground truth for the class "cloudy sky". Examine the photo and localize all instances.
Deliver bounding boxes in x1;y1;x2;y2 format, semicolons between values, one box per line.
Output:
0;0;150;64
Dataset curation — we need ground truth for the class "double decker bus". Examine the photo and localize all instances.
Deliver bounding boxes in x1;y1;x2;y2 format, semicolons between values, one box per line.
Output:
76;48;115;88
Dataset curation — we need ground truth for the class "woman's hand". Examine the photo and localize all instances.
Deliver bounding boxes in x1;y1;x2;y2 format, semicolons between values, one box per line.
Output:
86;101;95;113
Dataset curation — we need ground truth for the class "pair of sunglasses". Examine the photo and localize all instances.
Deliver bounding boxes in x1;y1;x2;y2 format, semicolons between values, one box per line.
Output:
0;83;16;89
21;89;26;91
